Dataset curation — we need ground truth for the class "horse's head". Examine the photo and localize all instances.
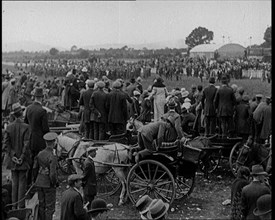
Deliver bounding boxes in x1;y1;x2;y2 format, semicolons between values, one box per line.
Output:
127;117;144;133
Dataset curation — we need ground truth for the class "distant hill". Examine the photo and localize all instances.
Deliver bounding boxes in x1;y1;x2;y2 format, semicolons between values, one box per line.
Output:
2;41;66;52
83;39;187;50
2;39;187;52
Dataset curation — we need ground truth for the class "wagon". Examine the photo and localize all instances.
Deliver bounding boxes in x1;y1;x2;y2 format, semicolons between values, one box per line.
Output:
195;134;243;177
126;140;201;205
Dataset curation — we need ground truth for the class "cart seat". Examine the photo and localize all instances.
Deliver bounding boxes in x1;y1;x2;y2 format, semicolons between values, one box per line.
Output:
158;140;179;159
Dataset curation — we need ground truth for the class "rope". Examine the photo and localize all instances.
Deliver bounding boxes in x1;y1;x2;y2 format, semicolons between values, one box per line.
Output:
5;183;36;208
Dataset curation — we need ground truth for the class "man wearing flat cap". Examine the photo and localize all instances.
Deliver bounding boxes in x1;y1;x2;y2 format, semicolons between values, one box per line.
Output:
214;76;236;138
3;103;31;209
241;164;271;220
79;80;95;139
34;132;58;220
82;147;98;210
24;87;50;186
89;81;108;140
106;80;128;135
60;174;89;220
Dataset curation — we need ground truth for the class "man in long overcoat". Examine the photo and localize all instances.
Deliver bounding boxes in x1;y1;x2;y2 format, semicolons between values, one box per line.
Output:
89;81;109;140
106;81;128;135
214;76;236;137
201;77;217;136
79;80;95;139
24;87;49;185
3;103;31;209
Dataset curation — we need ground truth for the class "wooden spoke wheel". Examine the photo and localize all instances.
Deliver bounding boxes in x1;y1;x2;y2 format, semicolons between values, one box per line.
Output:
229;142;247;177
174;174;195;200
127;159;176;206
97;168;122;197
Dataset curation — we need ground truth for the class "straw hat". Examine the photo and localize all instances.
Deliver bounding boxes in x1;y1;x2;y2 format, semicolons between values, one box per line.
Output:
10;103;25;115
147;199;169;220
136;195;154;215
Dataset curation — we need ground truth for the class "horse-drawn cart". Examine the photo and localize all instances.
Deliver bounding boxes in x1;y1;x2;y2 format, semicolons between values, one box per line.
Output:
126;140;201;205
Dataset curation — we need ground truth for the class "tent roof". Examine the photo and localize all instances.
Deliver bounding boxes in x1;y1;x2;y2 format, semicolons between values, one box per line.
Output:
190;44;223;53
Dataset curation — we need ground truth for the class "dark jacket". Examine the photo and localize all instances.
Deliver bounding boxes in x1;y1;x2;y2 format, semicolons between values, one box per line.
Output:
79;88;94;123
24;102;49;154
235;102;252;135
82;157;97;197
3;118;31;170
129;97;140;118
34;146;58;188
60;187;88;220
139;97;152;123
89;89;108;123
201;84;217;116
68;85;80;109
231;177;249;220
214;85;236;117
241;181;270;220
106;89;128;124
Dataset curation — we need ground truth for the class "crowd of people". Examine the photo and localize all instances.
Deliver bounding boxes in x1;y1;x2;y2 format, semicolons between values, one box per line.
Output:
2;54;272;220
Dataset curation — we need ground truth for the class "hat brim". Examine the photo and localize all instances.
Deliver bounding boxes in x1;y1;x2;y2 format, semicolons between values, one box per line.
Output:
253;207;271;216
251;171;269;176
87;207;110;214
147;203;169;220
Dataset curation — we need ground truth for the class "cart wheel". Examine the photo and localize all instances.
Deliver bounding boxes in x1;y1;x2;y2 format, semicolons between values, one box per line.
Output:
199;149;222;174
97;168;122;197
229;142;247;177
127;159;175;206
174;173;195;200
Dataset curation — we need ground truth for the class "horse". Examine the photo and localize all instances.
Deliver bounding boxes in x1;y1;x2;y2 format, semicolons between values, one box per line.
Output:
57;132;132;206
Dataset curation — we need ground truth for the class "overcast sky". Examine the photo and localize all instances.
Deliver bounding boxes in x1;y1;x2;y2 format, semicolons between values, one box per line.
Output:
2;1;271;49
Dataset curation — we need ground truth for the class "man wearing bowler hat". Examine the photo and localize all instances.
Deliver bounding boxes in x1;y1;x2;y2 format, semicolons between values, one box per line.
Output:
24;87;50;186
34;132;58;220
241;164;271;220
201;76;218;136
88;198;110;220
3;103;31;209
253;194;271;220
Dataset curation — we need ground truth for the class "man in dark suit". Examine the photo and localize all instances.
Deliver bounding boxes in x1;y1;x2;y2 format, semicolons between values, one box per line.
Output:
82;147;97;210
201;77;218;136
3;103;31;209
34;132;58;220
79;80;95;139
241;164;271;220
129;90;141;118
106;80;128;135
24;87;49;185
60;174;89;220
90;81;108;140
126;78;137;97
214;76;236;138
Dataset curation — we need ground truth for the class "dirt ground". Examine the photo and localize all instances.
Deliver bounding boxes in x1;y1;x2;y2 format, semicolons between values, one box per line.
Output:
2;157;233;220
2;160;234;220
51;160;233;220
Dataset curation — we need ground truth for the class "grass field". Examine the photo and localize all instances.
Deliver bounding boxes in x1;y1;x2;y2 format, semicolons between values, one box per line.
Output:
2;63;271;99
